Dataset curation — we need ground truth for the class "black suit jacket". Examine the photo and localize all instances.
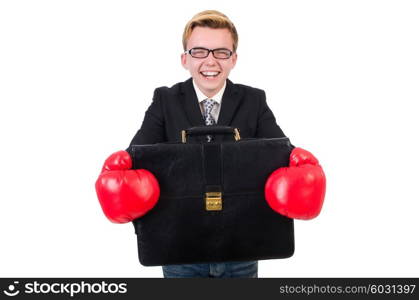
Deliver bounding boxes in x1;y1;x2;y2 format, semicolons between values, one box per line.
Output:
127;78;295;265
129;78;286;146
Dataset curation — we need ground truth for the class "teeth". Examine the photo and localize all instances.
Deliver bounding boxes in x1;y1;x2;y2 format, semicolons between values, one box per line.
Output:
202;71;219;76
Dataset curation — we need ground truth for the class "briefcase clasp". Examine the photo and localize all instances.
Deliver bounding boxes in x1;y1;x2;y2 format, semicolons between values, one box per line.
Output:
205;192;222;211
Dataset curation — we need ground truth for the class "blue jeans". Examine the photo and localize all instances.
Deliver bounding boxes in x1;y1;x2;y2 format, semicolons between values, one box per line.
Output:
162;261;258;278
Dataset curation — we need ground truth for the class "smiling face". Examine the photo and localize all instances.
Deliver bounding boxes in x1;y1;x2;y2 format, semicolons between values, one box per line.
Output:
181;27;237;98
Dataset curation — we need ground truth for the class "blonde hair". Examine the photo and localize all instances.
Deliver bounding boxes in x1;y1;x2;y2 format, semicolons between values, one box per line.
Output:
182;10;238;52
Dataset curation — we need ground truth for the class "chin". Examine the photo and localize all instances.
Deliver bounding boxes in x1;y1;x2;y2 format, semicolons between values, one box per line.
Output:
197;79;224;91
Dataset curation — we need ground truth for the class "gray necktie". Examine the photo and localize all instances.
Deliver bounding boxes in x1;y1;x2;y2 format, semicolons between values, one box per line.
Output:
202;99;216;142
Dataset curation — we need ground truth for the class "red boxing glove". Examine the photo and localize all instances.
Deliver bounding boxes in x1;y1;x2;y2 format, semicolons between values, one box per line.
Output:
265;147;326;220
95;150;160;223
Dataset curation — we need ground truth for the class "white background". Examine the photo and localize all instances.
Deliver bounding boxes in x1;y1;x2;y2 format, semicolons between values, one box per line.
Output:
1;0;418;277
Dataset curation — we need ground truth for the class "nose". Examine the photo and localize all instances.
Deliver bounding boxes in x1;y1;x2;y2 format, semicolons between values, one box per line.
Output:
204;52;217;65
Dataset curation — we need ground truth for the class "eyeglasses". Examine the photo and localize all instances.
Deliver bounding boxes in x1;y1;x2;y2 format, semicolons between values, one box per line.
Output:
185;47;234;59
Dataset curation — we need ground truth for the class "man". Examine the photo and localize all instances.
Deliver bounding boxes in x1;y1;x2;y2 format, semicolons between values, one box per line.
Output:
128;10;286;146
95;10;325;278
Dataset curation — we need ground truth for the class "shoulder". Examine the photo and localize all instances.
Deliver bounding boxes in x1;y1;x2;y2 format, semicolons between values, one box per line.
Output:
228;80;266;101
153;78;191;98
228;81;273;118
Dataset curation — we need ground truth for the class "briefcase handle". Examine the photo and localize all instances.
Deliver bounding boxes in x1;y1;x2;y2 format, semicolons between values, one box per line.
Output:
181;126;241;143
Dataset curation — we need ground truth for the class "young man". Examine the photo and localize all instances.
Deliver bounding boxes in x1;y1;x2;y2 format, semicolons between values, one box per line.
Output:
127;10;286;146
95;10;325;278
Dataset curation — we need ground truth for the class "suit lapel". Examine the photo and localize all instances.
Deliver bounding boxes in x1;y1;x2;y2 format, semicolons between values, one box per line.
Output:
179;78;243;127
180;78;206;126
217;79;242;126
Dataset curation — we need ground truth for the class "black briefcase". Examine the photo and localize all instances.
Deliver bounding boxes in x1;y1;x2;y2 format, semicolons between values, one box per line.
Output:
128;126;295;266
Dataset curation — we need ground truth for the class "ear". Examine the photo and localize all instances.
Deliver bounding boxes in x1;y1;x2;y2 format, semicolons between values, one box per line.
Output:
181;53;188;70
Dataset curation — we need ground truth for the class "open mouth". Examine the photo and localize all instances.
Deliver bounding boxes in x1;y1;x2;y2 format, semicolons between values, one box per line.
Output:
200;71;221;79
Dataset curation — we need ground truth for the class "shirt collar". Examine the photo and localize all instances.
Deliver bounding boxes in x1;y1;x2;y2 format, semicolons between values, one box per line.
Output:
192;79;226;104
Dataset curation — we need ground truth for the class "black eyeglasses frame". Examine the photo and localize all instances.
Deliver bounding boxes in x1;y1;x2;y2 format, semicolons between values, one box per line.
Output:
185;47;234;59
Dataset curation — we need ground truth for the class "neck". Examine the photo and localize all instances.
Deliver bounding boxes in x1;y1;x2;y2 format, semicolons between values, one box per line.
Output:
193;79;227;99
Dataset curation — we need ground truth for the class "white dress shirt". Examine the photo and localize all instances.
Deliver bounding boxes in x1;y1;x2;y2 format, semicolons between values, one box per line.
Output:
192;79;226;123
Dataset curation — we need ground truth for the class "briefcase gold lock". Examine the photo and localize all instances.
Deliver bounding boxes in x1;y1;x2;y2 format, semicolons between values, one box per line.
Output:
205;192;222;211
